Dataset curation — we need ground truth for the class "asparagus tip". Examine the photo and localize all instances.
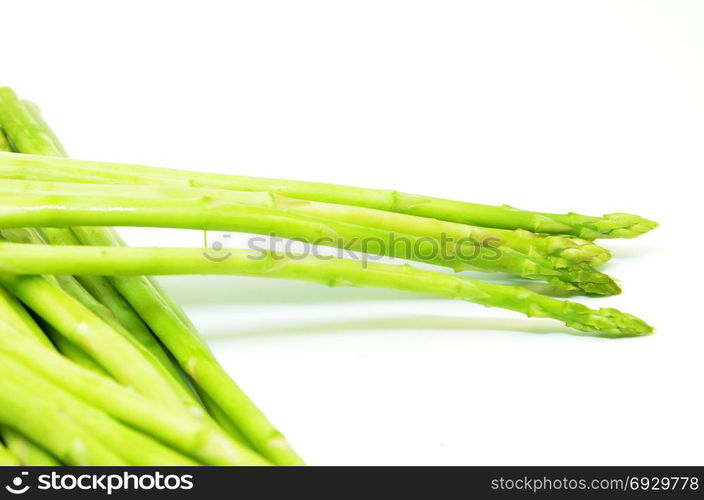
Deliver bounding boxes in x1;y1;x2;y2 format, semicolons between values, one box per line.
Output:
580;213;659;240
545;262;622;297
569;305;654;336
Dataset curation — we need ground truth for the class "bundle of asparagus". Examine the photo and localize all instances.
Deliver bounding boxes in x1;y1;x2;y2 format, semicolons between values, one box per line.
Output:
0;87;656;466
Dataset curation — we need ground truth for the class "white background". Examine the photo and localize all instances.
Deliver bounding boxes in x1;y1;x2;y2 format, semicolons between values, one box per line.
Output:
3;1;702;465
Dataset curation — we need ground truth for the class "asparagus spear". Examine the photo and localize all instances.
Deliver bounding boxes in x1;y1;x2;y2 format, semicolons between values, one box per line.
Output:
0;320;269;466
0;242;653;336
0;181;620;295
0;440;20;466
0;380;125;465
0;128;10;152
0;95;187;383
0;269;199;410
0;353;126;466
72;227;253;447
39;227;202;395
0;137;611;267
43;228;251;444
0;352;198;466
43;323;110;376
0;283;53;347
0;226;202;410
0;89;300;465
1;176;612;269
0;89;66;155
0;148;657;240
41;227;168;353
0;285;62;465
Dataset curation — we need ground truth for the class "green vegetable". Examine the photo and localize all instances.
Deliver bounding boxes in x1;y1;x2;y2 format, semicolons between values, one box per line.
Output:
0;270;196;410
39;227;200;399
0;440;19;466
0;88;301;465
0;128;11;153
0;89;66;156
0;320;270;466
0;179;620;295
0;86;657;467
0;242;653;336
0;227;201;414
0;351;127;466
0;282;62;466
0;150;657;239
0;353;198;466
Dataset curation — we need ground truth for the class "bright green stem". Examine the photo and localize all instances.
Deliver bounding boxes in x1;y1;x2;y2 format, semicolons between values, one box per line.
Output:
0;227;201;413
0;285;62;465
40;321;109;375
0;181;620;295
0;90;295;464
0;270;196;411
0;129;11;153
0;283;53;348
0;148;658;239
0;243;653;336
0;147;610;266
89;228;251;445
40;227;201;401
0;89;66;156
0;378;125;465
0;95;203;410
0;441;19;466
0;353;126;466
0;321;269;466
16;177;612;268
0;430;58;466
0;351;197;466
71;229;303;465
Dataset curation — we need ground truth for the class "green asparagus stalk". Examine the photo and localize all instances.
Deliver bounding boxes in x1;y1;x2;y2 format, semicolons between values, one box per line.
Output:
0;353;198;466
39;227;201;397
0;242;653;336
0;432;59;466
0;380;125;465
0;128;10;152
43;323;110;376
272;197;612;266
0;90;66;156
0;268;200;411
0;142;610;267
0;89;299;464
0;94;173;366
0;181;620;295
0;353;126;466
0;439;21;466
1;175;612;268
1;266;63;466
44;228;251;445
0;283;53;348
0;285;61;465
0;226;203;413
46;226;248;444
72;227;251;446
0;320;270;466
0;93;205;413
69;231;305;465
0;148;657;239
